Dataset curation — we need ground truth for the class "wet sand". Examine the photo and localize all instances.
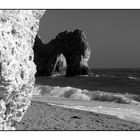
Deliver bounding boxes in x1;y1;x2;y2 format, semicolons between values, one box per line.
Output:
15;101;140;130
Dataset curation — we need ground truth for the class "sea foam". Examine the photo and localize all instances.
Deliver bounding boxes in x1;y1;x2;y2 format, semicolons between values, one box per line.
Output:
33;85;139;105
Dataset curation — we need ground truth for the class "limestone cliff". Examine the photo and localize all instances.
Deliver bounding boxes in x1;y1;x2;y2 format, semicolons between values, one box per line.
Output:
34;29;91;76
0;10;45;130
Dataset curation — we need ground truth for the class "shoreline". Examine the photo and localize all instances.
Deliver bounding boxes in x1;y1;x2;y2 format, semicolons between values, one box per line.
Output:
32;95;140;124
15;101;140;130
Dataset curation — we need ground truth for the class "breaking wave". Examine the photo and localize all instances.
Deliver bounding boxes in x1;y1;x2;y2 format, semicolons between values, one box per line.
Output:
33;85;139;105
128;76;140;80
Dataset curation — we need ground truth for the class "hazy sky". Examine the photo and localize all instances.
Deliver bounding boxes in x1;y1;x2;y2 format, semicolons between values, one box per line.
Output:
38;10;140;68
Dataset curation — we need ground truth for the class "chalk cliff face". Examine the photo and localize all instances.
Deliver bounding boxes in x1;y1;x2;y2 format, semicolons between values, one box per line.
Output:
34;29;91;76
0;10;45;130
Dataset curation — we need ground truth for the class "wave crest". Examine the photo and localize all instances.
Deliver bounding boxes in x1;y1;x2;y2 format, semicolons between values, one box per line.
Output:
33;85;139;104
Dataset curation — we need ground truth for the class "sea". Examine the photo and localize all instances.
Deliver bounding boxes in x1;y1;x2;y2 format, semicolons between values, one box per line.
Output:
33;68;140;124
36;68;140;96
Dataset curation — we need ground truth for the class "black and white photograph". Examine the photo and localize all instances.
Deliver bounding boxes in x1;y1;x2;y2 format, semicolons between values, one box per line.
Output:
0;6;140;133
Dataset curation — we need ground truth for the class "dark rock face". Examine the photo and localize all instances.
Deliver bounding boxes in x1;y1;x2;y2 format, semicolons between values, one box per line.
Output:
33;29;91;76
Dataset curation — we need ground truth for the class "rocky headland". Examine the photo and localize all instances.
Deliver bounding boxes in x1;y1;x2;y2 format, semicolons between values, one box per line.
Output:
33;29;91;76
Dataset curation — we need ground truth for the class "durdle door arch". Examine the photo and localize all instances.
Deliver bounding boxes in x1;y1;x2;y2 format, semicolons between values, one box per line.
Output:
0;10;45;130
33;29;91;77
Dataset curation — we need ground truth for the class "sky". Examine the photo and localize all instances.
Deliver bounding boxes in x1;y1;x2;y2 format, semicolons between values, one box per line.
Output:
38;10;140;68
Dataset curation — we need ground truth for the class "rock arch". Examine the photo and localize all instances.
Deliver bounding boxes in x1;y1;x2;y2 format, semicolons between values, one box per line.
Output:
34;29;91;76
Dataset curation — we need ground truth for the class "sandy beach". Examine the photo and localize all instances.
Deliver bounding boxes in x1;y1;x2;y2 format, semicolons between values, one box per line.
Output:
15;75;140;131
15;101;140;130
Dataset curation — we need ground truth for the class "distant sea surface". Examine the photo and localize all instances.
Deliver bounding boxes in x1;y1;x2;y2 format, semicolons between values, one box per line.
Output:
36;68;140;96
90;68;140;95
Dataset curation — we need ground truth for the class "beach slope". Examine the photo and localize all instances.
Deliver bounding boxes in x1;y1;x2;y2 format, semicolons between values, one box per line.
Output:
15;101;140;130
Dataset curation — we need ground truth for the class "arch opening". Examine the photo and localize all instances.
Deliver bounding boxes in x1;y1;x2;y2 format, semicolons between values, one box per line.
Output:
53;54;67;76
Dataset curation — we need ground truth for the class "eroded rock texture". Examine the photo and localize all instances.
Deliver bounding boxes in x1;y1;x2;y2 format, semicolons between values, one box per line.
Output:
34;29;91;76
0;10;45;130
